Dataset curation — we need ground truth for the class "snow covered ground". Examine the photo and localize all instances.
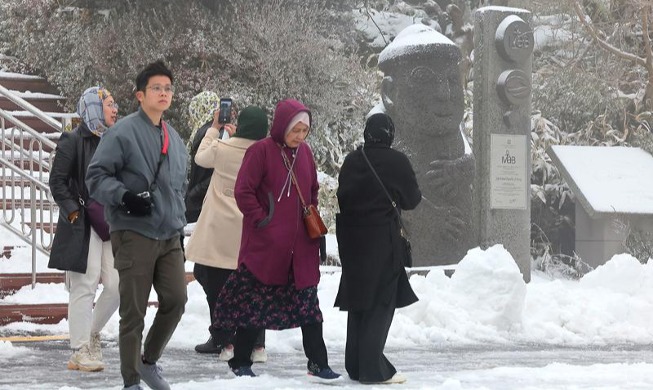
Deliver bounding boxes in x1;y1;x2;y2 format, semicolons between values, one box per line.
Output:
1;230;653;389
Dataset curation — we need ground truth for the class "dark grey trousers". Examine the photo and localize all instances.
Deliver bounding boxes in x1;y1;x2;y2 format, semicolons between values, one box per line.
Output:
345;294;397;383
111;230;187;386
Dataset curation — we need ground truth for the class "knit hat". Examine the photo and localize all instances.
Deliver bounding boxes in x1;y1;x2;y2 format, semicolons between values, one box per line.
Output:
233;106;269;141
285;111;311;135
188;91;220;131
364;113;395;147
77;86;112;136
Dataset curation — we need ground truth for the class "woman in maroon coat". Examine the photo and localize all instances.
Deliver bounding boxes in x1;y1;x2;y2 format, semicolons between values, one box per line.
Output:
213;99;340;381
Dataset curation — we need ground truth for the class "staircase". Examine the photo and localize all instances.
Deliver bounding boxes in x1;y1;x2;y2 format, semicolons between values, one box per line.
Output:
0;56;71;326
0;57;196;327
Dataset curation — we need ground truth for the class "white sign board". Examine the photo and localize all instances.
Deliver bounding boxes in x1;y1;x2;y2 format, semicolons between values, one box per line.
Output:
490;134;527;210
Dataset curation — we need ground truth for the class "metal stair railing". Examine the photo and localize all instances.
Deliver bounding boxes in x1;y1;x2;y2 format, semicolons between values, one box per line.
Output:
0;83;67;288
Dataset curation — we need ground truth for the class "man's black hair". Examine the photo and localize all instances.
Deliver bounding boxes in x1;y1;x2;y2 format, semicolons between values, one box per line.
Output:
135;60;174;92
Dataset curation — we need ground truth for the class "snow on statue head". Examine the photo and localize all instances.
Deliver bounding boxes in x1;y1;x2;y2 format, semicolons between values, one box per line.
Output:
378;24;464;140
376;24;474;267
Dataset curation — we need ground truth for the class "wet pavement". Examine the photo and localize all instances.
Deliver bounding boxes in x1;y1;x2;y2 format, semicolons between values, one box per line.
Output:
1;338;652;389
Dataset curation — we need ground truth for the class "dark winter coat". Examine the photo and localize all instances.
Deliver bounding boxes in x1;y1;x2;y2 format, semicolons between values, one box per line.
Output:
234;99;320;289
334;143;421;311
185;121;219;223
48;123;100;273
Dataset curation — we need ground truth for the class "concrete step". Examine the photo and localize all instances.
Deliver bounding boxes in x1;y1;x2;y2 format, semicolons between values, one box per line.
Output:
0;272;64;298
0;272;197;298
0;157;51;171
0;72;59;95
0;302;164;326
0;176;50;187
0;93;66;113
1;245;26;259
2;112;69;134
0;199;56;210
0;272;197;325
21;221;57;234
0;303;69;325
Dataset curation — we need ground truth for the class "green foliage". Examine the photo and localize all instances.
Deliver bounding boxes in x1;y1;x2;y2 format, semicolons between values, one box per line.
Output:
530;111;576;263
624;229;653;264
533;65;628;134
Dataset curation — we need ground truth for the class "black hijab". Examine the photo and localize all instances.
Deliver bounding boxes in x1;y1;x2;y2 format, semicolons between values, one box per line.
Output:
363;113;395;147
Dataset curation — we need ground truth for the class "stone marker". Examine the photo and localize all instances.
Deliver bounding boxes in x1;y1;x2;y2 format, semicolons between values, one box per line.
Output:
473;6;533;282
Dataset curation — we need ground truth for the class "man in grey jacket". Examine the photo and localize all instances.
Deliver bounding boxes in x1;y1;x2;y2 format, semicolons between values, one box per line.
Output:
86;61;188;390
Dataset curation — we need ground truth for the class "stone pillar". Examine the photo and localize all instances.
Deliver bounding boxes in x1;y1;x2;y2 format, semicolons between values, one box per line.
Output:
473;7;533;282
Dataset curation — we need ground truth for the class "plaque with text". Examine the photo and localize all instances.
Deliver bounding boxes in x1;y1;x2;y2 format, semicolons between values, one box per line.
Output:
490;134;527;210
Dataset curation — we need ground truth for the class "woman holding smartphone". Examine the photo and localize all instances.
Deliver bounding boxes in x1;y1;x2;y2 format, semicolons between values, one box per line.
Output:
185;106;269;361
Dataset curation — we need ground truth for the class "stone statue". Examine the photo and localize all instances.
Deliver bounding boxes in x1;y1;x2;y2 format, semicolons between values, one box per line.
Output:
377;24;475;266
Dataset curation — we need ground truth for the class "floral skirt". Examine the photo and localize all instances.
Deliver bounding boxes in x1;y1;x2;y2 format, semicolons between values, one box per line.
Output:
212;264;323;330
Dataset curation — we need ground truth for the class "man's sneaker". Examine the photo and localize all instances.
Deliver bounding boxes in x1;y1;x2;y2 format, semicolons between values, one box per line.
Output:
250;346;268;363
194;335;221;354
232;366;256;377
89;332;103;361
218;344;234;361
122;385;144;390
67;344;104;372
361;373;407;384
138;360;170;390
307;361;341;381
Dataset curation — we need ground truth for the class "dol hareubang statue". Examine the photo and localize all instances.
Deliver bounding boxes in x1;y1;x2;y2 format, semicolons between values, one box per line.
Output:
378;24;475;266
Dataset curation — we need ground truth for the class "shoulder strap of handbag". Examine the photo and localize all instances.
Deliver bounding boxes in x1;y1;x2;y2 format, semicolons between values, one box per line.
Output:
75;128;89;207
148;121;170;194
360;146;408;235
279;143;309;211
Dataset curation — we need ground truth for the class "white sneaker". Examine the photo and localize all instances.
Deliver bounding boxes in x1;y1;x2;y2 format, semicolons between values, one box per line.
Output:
89;332;103;361
361;373;407;385
67;344;104;372
381;373;407;384
218;344;234;361
250;347;268;363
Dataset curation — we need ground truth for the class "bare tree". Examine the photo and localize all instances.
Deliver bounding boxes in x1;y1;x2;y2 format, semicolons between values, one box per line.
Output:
570;0;653;109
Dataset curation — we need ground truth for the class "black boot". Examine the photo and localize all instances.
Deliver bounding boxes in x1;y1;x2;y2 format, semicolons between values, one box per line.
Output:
194;336;221;354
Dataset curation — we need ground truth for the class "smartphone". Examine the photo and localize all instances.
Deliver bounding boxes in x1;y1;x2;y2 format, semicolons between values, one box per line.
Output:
218;98;232;124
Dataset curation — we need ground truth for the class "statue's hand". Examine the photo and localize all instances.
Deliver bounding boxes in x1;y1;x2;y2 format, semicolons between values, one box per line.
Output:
426;159;458;199
437;206;466;241
426;154;475;199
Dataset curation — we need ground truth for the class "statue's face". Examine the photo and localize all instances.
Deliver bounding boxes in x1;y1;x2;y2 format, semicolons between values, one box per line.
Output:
383;56;464;138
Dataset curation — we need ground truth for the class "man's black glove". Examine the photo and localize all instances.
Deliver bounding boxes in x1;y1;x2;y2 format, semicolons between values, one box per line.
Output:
121;191;153;216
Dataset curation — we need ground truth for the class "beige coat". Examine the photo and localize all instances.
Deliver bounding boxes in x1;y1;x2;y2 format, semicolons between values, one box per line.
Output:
185;128;256;269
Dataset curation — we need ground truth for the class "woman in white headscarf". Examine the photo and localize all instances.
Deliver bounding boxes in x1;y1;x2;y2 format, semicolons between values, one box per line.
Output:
49;86;120;373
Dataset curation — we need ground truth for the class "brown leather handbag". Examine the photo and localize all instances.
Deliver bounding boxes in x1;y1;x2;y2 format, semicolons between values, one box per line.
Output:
281;146;328;239
303;204;328;239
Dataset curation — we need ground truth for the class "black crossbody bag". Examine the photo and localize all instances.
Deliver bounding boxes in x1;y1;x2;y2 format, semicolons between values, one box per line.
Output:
360;147;413;267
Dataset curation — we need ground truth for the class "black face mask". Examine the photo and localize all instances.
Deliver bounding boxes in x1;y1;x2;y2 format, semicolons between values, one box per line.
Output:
363;113;395;147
